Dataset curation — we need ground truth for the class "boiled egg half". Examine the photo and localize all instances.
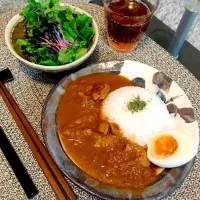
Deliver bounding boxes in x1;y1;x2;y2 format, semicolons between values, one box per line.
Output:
147;131;197;168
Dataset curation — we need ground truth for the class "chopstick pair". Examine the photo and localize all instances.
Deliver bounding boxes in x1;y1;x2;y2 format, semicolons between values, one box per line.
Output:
0;78;76;200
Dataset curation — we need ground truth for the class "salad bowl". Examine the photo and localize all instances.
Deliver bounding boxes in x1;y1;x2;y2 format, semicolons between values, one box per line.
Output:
5;4;99;73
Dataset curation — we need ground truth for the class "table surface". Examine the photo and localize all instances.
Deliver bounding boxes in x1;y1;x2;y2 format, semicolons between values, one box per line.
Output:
92;0;200;82
0;1;200;200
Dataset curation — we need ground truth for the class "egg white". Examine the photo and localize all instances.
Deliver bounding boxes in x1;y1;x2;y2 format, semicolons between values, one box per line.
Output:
147;131;198;168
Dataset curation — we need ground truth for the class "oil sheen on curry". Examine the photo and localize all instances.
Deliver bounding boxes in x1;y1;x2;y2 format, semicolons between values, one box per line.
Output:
57;73;159;190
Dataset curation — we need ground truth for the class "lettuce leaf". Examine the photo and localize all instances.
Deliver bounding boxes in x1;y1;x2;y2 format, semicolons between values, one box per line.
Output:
76;48;87;59
17;0;95;66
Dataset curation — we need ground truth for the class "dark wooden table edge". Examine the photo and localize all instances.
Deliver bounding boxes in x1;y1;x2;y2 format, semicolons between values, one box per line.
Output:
146;16;200;81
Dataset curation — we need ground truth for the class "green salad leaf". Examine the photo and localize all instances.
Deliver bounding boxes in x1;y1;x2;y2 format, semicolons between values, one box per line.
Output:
15;0;95;66
76;48;87;59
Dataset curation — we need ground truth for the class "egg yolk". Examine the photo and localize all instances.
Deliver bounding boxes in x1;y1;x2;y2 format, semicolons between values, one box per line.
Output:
152;135;178;159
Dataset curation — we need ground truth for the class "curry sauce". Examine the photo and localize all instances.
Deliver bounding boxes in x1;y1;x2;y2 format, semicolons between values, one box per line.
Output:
57;73;157;189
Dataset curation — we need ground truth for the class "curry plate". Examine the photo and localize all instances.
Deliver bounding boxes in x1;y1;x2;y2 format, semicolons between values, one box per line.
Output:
41;60;199;199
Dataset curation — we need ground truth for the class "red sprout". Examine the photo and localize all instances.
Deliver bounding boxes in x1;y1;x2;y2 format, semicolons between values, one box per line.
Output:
40;24;73;52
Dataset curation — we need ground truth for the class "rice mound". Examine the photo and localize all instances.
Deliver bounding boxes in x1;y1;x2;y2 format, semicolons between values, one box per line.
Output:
102;86;174;146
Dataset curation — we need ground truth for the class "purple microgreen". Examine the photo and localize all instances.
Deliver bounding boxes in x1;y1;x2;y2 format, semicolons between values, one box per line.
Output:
40;24;73;52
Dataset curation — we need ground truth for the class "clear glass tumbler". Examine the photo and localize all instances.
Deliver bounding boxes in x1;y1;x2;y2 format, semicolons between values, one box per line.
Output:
102;0;159;52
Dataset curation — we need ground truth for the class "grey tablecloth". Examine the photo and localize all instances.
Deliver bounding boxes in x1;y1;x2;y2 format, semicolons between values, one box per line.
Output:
0;1;200;200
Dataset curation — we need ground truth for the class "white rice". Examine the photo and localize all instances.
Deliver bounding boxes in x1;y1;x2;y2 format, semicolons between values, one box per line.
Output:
102;86;175;146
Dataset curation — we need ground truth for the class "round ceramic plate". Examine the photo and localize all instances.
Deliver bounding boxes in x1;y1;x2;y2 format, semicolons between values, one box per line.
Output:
41;60;199;200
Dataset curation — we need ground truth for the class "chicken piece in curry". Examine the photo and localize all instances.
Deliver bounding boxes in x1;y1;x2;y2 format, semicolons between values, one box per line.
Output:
57;73;158;190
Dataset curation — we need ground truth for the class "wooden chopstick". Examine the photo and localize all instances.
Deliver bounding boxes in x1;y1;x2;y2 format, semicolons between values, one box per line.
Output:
0;81;76;200
0;85;66;200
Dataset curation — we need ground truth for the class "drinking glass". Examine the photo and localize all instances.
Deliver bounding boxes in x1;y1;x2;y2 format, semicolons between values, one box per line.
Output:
102;0;159;52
